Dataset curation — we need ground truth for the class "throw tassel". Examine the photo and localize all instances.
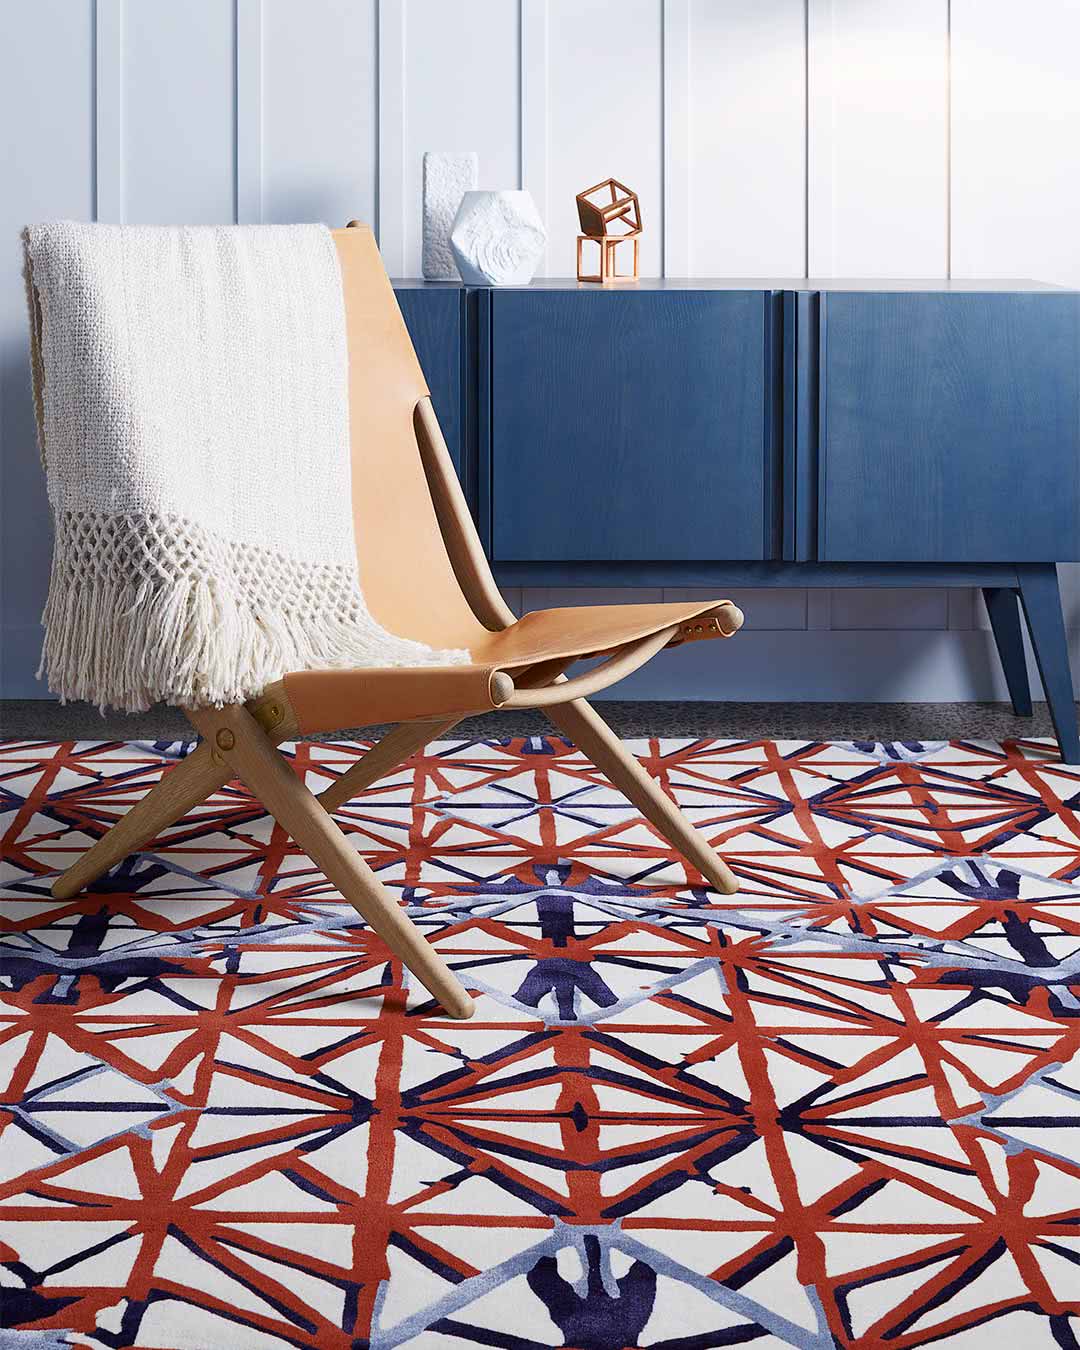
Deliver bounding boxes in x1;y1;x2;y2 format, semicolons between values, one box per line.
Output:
40;511;466;712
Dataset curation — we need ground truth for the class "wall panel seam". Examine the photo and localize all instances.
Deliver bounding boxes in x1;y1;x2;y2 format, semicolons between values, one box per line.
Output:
945;0;952;280
520;0;549;276
94;0;125;223
661;0;691;278
235;0;263;224
377;0;407;274
803;0;810;278
806;0;835;278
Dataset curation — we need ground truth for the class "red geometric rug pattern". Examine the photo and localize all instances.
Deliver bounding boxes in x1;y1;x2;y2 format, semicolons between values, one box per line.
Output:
1;735;1079;1349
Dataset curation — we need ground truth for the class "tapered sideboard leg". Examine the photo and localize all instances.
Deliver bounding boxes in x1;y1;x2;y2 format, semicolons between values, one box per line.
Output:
1015;564;1080;763
982;587;1033;717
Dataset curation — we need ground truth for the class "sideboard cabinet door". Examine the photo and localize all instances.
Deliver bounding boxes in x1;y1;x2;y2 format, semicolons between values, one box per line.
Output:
817;292;1080;562
489;290;778;562
394;286;464;476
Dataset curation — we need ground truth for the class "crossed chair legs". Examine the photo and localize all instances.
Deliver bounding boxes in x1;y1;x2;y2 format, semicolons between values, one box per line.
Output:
51;693;739;1020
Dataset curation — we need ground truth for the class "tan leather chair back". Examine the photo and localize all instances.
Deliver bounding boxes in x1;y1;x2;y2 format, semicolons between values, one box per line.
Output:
332;225;486;649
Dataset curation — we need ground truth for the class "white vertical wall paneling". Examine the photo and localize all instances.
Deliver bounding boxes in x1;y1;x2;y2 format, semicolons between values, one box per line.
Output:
95;0;126;222
1064;572;1080;640
951;0;1080;289
805;0;835;276
662;0;691;277
520;0;550;275
235;0;263;224
2;0;1079;699
830;593;949;641
0;0;95;692
806;592;833;630
262;0;378;229
546;0;664;278
401;0;521;279
687;0;806;278
123;0;236;224
947;588;977;633
377;0;406;271
831;590;952;630
807;0;949;278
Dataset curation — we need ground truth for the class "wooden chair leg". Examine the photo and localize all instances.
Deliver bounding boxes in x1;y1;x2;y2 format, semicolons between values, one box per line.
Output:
545;697;740;896
188;704;475;1019
52;741;230;900
318;716;462;814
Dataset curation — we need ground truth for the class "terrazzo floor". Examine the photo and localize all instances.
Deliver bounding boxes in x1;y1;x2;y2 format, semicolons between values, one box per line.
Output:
0;698;1072;746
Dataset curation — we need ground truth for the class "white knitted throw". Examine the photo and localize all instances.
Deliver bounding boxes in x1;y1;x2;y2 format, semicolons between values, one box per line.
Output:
23;221;467;712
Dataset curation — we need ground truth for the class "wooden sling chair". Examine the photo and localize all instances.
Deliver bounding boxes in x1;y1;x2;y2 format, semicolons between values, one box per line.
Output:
52;223;745;1021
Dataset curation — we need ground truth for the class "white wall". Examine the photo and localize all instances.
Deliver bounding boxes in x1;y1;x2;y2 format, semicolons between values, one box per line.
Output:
2;0;1078;701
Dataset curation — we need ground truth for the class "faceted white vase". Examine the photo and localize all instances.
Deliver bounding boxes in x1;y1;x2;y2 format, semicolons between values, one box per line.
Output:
450;190;547;286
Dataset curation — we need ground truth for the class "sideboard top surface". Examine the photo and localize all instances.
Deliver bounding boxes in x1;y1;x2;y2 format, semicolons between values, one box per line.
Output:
392;276;1069;293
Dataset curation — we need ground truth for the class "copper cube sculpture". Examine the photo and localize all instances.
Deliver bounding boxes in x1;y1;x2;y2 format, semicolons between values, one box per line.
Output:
576;177;641;283
576;233;640;284
576;178;641;236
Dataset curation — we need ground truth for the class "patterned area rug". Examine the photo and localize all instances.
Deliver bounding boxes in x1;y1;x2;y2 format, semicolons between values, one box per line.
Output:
1;735;1079;1350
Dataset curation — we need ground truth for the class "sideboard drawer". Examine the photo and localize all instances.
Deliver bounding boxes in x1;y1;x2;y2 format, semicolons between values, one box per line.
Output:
816;292;1080;562
488;290;779;562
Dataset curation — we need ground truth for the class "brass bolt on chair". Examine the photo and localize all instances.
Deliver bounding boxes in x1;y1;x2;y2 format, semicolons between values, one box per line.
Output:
51;223;745;1021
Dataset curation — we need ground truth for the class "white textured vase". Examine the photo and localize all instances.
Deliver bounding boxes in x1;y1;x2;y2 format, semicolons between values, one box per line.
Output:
449;190;547;286
422;151;478;280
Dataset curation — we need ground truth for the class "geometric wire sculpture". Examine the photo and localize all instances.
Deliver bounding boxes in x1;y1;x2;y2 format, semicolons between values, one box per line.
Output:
575;177;641;283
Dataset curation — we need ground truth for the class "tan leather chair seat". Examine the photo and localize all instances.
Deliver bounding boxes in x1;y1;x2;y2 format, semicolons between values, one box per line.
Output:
283;599;741;734
469;599;742;667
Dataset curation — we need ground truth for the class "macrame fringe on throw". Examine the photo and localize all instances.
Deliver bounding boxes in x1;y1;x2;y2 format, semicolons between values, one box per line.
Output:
40;511;468;713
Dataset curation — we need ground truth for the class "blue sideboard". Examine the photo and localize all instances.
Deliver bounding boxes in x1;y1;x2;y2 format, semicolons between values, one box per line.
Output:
393;278;1080;761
